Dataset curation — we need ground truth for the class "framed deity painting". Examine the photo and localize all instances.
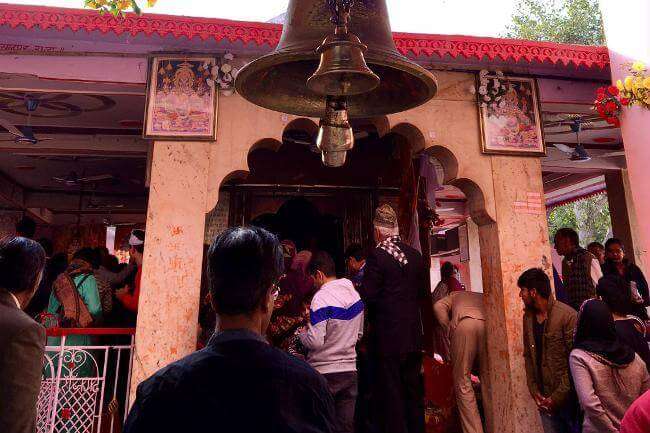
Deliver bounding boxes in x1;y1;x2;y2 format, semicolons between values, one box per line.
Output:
144;55;218;141
477;75;545;156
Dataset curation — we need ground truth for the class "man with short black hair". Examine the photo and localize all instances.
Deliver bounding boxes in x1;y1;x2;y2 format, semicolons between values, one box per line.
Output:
602;238;649;319
554;228;602;311
125;226;336;433
0;236;46;433
344;244;366;290
518;268;577;433
587;241;605;266
300;251;364;433
15;216;36;239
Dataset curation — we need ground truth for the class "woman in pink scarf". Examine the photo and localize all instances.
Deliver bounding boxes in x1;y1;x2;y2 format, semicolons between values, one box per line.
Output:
267;244;314;358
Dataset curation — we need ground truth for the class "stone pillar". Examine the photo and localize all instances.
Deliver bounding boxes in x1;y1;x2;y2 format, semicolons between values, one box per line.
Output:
605;170;645;269
130;141;210;397
600;0;650;266
479;156;551;433
467;218;484;292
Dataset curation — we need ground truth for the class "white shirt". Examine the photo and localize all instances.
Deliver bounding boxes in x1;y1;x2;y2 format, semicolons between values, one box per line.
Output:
591;257;603;287
299;278;364;375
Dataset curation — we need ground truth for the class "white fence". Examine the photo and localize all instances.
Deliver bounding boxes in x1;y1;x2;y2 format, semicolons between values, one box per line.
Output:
37;328;135;433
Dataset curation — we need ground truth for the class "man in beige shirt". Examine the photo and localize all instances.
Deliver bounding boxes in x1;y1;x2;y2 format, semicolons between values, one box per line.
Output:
434;291;486;433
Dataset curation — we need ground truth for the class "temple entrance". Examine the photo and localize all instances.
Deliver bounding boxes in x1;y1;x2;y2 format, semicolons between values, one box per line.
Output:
241;194;347;274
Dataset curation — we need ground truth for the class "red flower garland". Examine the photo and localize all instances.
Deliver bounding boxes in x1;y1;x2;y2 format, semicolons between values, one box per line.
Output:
594;86;622;128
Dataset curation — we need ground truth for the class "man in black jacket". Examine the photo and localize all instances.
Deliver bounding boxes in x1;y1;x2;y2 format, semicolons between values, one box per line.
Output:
125;227;336;433
360;204;430;433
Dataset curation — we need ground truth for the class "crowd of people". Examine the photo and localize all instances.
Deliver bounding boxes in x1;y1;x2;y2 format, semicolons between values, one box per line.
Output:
0;217;146;433
125;203;432;433
3;209;650;433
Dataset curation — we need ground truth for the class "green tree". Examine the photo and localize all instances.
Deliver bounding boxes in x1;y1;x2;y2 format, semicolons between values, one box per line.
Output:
548;193;612;245
504;0;605;45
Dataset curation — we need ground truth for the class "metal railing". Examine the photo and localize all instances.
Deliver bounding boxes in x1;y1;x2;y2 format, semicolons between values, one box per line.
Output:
38;328;136;433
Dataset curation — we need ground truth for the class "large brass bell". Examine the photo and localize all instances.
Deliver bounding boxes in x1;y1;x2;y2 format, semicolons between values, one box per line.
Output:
235;0;437;118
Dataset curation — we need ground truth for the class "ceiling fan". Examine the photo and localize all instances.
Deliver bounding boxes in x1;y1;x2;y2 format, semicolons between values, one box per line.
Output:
52;171;116;187
543;113;613;133
0;96;53;145
546;114;624;163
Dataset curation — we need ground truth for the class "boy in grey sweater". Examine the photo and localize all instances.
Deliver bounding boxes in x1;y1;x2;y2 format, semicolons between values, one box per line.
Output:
300;251;364;433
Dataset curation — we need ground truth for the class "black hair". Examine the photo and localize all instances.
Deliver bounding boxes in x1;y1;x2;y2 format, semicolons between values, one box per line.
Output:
0;236;46;294
588;241;605;251
131;230;145;254
49;253;69;278
517;268;552;299
73;247;100;268
344;244;365;261
37;238;54;257
441;261;456;280
16;216;37;239
605;238;624;251
597;274;633;315
208;226;284;316
309;250;337;278
555;228;580;246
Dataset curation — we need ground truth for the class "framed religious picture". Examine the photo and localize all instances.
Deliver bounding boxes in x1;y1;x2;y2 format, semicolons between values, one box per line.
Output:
143;55;218;141
477;74;545;156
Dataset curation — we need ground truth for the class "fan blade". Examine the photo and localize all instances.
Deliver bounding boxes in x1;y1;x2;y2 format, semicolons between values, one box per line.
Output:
0;117;25;137
552;143;574;154
599;151;626;158
79;174;115;183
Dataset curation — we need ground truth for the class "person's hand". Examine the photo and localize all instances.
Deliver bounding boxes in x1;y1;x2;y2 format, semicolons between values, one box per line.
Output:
533;393;545;407
538;396;555;413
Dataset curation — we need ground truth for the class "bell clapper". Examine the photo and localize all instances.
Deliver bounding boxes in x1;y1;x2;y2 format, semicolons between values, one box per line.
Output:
317;96;355;168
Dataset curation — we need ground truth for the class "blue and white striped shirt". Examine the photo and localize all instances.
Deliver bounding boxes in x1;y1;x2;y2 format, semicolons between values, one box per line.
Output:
299;278;364;374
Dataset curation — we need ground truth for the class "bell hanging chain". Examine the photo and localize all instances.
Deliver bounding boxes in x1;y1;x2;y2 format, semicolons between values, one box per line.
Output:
327;0;354;25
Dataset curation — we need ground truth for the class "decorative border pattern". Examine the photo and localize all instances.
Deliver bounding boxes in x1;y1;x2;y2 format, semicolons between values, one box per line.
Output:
393;33;610;69
0;4;610;69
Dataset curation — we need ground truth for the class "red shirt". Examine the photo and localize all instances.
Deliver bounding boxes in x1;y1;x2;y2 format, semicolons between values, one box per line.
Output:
621;390;650;433
117;267;141;312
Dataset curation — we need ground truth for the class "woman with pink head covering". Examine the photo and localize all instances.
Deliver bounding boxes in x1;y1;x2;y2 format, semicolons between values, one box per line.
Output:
267;246;314;358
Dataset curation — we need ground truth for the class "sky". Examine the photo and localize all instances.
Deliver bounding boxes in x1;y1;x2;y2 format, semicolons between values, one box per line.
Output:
3;0;520;37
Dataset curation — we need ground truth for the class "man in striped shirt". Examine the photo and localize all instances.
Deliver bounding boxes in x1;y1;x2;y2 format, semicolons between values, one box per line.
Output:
300;251;364;433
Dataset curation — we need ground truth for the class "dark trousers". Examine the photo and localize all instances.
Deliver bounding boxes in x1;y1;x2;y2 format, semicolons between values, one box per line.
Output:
374;352;425;433
323;371;358;433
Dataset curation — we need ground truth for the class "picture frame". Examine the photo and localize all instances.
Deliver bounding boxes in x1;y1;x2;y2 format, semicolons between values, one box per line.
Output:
477;75;546;156
143;55;218;141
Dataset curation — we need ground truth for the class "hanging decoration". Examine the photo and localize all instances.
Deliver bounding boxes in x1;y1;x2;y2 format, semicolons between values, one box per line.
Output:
471;70;507;110
594;61;650;127
593;85;622;127
209;53;239;96
84;0;156;16
616;61;650;109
